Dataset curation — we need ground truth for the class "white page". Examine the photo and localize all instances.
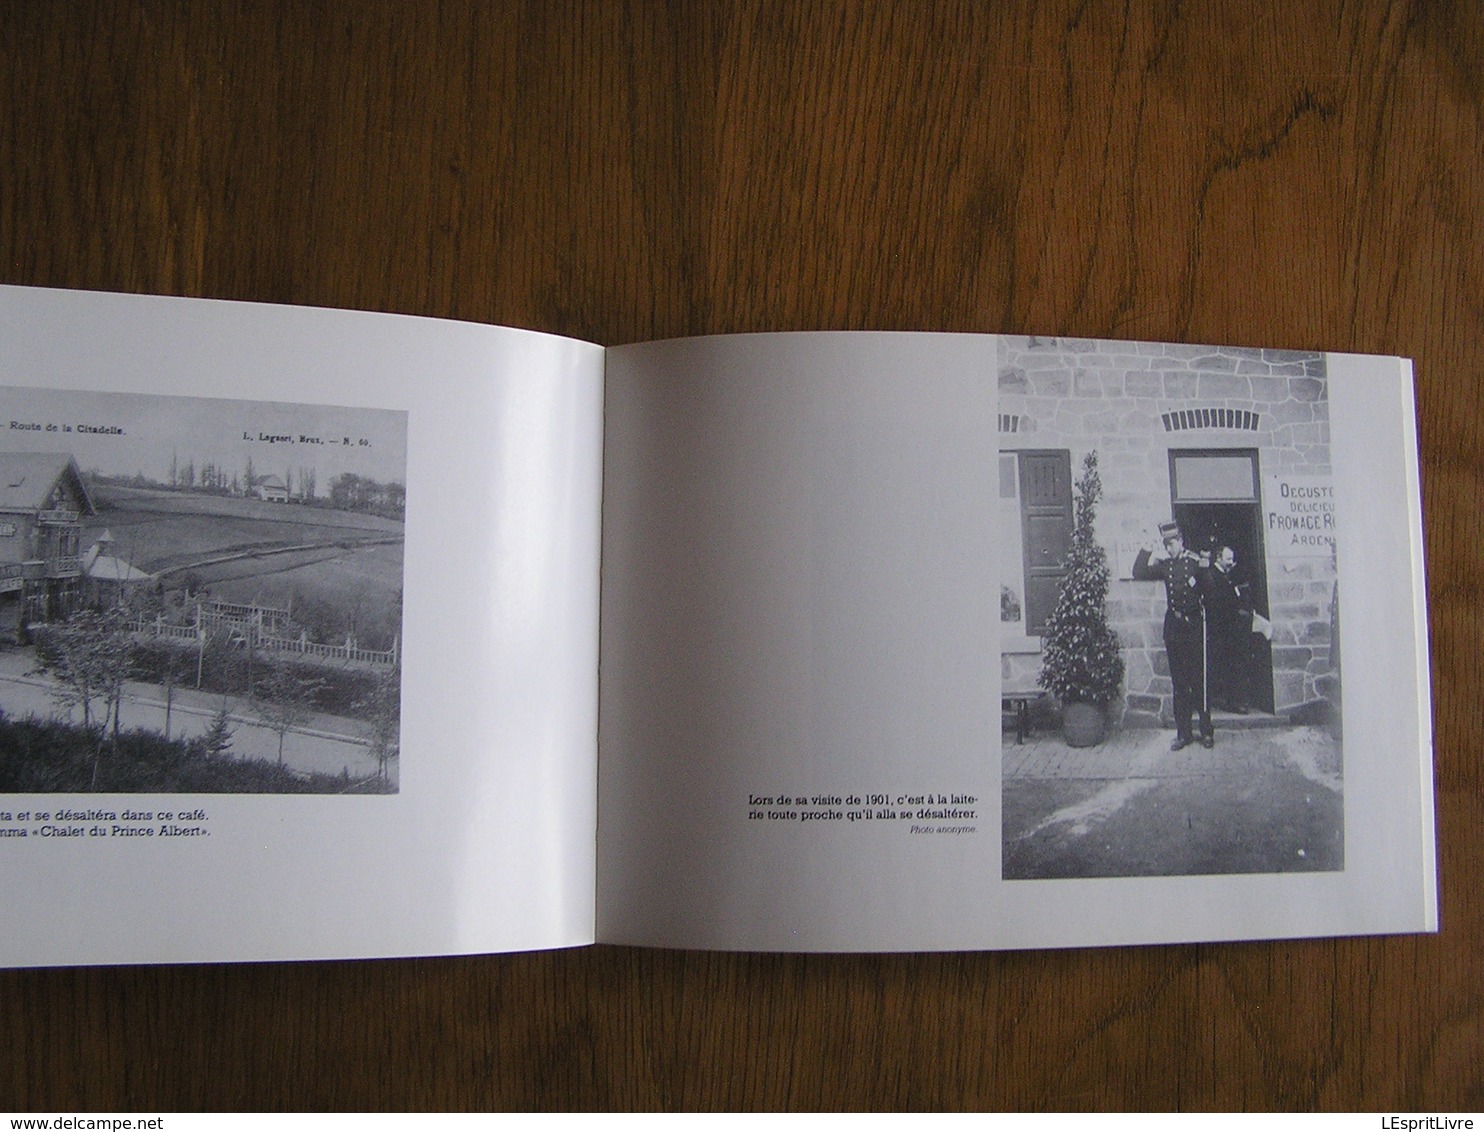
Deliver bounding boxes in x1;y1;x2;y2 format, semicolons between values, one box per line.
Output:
598;333;1003;950
596;332;1435;951
0;286;604;966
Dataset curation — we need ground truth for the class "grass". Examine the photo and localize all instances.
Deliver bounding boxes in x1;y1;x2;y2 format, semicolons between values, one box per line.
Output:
193;542;404;642
93;482;402;529
0;715;392;794
89;483;402;569
86;482;405;648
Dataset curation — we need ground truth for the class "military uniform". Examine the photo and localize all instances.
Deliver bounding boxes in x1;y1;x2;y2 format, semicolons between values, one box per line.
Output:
1133;544;1211;747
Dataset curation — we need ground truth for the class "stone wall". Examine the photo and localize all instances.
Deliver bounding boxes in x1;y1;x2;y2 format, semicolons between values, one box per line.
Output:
999;336;1336;727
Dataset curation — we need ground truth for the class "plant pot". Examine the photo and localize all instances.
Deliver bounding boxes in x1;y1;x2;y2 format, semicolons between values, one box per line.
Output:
1062;701;1106;747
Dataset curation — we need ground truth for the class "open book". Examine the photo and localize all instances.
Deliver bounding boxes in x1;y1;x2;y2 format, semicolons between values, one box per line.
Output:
0;285;1435;965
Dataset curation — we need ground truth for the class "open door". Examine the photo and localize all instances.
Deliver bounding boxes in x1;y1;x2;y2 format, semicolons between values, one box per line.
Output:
1169;448;1274;714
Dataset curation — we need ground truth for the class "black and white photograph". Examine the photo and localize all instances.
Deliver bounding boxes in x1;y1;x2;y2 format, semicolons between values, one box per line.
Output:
0;385;407;795
998;337;1341;879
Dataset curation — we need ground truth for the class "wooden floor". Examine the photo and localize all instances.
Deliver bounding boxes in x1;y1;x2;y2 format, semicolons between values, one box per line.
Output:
1;1;1479;1111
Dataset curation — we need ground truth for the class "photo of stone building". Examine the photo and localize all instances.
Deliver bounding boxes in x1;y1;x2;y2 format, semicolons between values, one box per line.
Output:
999;335;1342;880
1000;336;1337;727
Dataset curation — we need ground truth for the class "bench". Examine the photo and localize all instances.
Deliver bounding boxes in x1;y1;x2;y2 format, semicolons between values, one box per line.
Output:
1002;682;1044;744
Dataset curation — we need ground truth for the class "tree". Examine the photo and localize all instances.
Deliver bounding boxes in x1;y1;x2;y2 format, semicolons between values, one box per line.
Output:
34;608;134;733
326;472;405;517
1038;451;1125;707
157;643;192;739
355;665;401;782
253;661;325;769
198;703;235;759
384;481;405;515
328;472;363;510
32;607;136;787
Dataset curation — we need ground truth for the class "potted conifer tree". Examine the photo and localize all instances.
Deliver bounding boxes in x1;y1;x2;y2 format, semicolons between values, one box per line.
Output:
1038;451;1125;746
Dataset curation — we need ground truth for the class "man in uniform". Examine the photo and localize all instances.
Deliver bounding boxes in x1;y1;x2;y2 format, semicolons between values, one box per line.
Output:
1132;520;1213;750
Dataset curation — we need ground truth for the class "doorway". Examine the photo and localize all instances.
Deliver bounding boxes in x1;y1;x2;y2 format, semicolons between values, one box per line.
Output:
1168;448;1274;714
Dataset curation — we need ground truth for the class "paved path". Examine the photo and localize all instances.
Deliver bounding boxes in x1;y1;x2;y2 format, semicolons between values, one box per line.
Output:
1002;722;1342;879
0;648;396;787
1005;722;1341;789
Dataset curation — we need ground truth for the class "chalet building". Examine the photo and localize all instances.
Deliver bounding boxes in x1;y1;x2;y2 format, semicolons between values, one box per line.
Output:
0;453;95;637
82;529;155;607
254;475;290;503
999;337;1337;728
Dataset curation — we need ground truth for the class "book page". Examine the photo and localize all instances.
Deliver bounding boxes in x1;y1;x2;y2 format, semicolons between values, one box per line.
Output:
0;286;604;966
598;333;1003;950
596;333;1434;951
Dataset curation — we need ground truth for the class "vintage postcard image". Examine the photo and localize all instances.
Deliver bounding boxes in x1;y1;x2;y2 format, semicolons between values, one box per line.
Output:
0;385;407;796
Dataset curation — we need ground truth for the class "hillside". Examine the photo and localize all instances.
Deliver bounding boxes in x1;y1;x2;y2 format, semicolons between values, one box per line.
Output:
85;483;405;648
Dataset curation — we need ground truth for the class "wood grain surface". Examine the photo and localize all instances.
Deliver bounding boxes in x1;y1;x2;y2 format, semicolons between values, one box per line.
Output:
1;0;1479;1111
